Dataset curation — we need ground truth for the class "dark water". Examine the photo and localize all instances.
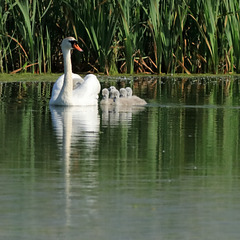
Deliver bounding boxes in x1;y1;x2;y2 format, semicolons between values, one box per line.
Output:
1;76;240;239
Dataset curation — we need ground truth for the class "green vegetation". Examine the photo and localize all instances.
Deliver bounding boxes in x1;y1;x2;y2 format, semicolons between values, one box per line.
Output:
1;0;240;74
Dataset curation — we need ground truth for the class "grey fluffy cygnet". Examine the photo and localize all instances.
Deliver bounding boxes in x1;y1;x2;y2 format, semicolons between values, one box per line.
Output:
125;87;147;105
120;88;127;98
125;87;133;97
112;89;146;106
111;89;129;106
101;86;147;106
100;88;113;105
112;89;121;104
108;86;116;99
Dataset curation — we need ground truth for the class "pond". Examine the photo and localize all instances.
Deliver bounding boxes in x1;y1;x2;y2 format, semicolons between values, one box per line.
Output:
1;75;240;240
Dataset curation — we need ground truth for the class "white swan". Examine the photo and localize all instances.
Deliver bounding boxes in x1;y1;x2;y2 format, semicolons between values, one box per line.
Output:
50;37;101;106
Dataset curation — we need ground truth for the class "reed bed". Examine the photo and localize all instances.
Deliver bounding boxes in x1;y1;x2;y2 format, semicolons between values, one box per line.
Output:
1;0;240;74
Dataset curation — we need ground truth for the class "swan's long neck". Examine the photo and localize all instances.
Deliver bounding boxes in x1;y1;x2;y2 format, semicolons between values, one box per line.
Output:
57;48;73;105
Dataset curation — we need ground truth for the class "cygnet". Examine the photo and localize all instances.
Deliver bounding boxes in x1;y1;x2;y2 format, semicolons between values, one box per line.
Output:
100;88;113;105
108;86;116;99
125;87;147;105
126;87;133;97
120;88;127;98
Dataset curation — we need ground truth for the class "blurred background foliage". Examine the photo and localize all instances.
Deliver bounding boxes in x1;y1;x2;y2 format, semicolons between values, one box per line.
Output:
1;0;240;75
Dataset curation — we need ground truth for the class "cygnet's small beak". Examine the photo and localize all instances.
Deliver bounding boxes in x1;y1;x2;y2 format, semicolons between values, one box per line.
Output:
73;42;83;52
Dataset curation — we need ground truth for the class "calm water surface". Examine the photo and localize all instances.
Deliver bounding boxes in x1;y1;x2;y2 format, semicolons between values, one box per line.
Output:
1;76;240;239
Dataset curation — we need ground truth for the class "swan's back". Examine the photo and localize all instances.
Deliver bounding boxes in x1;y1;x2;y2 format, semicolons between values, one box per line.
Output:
73;74;101;105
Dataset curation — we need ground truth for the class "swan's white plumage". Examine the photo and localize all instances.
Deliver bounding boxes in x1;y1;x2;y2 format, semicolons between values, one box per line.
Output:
49;73;84;103
50;37;100;106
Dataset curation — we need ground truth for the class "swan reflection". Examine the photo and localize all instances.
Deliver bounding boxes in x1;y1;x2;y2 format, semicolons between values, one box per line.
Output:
50;103;145;227
50;105;100;156
50;105;100;225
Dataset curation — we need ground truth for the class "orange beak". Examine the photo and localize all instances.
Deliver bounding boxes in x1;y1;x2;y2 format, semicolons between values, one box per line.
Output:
73;42;83;52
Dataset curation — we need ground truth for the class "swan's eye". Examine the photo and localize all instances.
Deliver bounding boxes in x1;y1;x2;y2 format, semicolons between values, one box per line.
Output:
69;40;78;47
69;40;83;52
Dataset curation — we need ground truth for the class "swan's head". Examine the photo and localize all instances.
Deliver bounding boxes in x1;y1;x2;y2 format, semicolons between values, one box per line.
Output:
126;87;133;97
61;37;83;52
120;88;127;98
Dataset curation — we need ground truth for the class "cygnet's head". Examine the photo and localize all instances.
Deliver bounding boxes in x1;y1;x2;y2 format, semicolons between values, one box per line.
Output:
108;86;116;92
61;37;83;52
102;88;109;99
112;89;120;103
120;88;127;98
126;87;133;97
108;86;116;99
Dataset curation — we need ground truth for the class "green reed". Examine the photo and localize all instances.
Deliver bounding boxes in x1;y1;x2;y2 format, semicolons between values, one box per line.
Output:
75;0;119;74
1;0;240;74
224;0;240;73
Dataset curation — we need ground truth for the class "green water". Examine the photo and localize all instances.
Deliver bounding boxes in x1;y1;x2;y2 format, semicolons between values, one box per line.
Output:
1;76;240;239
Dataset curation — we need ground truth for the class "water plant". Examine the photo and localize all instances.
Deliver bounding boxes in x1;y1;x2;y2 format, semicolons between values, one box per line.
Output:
1;0;240;74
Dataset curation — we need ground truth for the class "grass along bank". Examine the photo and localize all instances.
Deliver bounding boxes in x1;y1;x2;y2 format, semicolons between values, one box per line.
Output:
1;0;240;75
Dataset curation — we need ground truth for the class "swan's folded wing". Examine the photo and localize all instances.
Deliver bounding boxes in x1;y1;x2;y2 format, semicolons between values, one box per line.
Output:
72;73;84;90
50;75;64;103
72;74;101;105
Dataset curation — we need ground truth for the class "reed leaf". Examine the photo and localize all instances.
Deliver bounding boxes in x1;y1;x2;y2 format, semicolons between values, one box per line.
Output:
148;0;162;73
16;0;35;73
67;0;118;73
1;0;240;74
117;0;135;74
224;0;240;73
